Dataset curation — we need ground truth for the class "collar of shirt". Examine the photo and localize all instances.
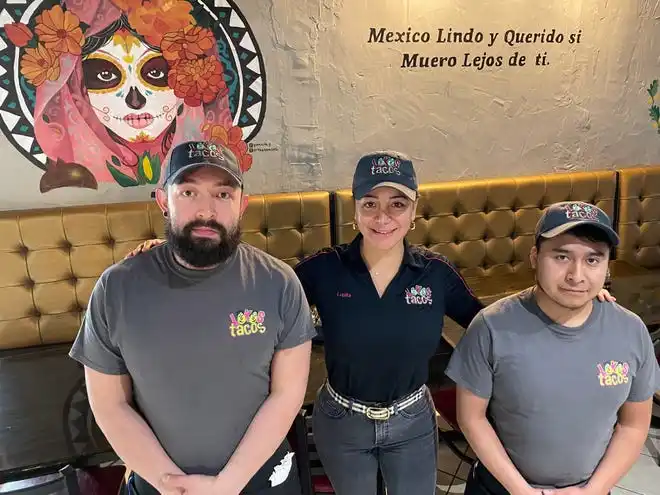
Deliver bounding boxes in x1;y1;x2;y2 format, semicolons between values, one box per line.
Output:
339;233;426;272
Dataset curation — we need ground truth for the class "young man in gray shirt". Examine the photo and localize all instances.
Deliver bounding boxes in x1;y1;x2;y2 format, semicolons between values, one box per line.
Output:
446;201;659;495
69;140;316;495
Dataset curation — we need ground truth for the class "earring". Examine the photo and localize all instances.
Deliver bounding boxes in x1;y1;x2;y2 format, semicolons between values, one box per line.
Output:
352;221;358;231
410;221;416;231
163;211;168;217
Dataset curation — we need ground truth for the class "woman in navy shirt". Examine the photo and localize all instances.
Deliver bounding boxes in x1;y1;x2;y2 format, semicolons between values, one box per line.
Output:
293;151;614;495
126;150;615;495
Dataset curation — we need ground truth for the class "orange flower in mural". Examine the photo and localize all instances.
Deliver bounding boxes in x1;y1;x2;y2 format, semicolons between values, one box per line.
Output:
127;0;195;47
34;5;85;55
20;43;61;86
161;26;216;63
168;56;228;107
201;123;254;173
4;22;33;47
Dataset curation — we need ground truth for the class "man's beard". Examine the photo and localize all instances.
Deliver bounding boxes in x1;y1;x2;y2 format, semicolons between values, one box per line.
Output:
166;219;241;268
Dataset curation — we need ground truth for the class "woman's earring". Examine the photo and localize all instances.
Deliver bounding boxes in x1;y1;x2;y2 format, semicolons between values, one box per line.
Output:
352;221;358;231
410;221;416;231
163;211;168;218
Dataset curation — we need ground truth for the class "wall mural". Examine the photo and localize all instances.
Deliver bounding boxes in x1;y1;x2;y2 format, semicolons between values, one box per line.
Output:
648;80;660;133
0;0;266;192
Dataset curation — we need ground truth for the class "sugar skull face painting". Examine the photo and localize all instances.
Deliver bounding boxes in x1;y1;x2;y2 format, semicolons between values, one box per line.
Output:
82;33;179;142
0;0;266;193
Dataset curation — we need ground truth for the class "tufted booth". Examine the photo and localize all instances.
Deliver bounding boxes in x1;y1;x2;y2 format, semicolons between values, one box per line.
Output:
335;170;617;297
0;191;331;350
609;166;660;325
334;170;618;344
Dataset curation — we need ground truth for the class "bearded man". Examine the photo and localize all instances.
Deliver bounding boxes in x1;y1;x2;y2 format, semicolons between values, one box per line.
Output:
70;140;315;495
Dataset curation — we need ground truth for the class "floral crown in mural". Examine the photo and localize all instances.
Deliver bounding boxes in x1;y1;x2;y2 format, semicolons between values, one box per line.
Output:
4;0;253;184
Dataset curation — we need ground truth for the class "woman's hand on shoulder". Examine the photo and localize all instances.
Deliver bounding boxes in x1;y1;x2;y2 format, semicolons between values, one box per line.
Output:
596;288;616;303
124;239;166;259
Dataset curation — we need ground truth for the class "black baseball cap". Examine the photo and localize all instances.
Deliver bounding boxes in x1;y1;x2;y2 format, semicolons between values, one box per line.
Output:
352;151;418;201
162;140;243;187
535;201;619;247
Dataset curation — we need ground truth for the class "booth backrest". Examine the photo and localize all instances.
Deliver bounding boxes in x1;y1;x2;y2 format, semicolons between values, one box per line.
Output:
0;191;331;350
616;166;660;269
334;170;617;278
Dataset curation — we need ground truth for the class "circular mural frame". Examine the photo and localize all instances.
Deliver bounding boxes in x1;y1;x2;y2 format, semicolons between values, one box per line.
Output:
0;0;266;184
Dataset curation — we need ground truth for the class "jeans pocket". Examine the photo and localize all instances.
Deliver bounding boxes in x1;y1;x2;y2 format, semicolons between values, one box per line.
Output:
316;386;348;419
398;393;432;420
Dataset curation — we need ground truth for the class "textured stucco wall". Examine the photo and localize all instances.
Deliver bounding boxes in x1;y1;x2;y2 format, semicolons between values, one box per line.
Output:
1;0;659;210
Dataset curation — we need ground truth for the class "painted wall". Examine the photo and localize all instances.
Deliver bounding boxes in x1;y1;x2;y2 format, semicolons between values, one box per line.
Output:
0;0;658;210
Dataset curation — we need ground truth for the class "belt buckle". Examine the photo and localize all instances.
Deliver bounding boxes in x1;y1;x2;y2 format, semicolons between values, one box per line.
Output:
365;406;391;420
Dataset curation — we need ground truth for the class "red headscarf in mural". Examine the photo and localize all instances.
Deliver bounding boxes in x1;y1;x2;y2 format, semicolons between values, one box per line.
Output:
4;0;254;191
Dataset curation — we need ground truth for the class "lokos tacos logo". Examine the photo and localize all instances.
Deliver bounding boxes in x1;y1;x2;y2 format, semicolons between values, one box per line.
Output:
188;141;222;159
559;202;599;221
0;0;266;192
371;156;401;175
404;285;432;305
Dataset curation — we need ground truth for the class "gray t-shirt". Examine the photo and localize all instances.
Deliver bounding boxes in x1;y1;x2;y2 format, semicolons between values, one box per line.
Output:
69;242;316;475
445;287;659;488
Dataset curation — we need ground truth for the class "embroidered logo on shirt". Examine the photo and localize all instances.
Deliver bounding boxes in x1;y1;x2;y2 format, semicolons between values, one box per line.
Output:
405;285;433;305
229;309;266;337
336;291;352;298
596;360;630;387
560;202;599;221
371;156;401;176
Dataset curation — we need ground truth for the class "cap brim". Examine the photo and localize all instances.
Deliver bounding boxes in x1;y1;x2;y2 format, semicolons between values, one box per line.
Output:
354;181;417;201
165;162;242;187
540;220;620;247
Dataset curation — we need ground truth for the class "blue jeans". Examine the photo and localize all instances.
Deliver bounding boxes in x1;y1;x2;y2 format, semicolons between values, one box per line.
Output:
312;384;438;495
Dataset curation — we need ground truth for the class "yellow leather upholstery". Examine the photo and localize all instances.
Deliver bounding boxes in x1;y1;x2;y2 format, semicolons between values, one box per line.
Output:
609;166;660;325
335;170;617;302
616;166;660;268
0;192;331;350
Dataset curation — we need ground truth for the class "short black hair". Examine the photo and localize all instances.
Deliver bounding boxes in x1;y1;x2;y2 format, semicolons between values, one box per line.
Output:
535;224;614;251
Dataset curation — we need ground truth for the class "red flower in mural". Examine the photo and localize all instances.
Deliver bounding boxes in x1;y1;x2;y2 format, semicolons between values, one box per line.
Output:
201;123;253;173
126;0;195;47
34;5;85;55
4;22;33;47
20;43;61;86
168;56;228;107
161;25;216;63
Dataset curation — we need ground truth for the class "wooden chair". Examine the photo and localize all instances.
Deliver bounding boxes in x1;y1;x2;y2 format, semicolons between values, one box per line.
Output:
286;409;315;495
429;385;476;465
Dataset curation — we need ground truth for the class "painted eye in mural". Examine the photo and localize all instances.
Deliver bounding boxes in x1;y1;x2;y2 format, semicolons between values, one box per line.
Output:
82;56;125;92
138;55;170;90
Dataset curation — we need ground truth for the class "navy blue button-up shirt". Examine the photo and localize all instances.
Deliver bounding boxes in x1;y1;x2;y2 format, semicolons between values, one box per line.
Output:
294;234;484;403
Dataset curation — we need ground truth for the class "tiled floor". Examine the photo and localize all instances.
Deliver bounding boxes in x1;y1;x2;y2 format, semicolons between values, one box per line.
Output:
435;403;660;495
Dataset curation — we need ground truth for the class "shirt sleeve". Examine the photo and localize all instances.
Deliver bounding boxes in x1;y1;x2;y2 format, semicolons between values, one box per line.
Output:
441;260;484;329
626;321;660;402
68;271;128;375
293;251;325;307
276;266;317;351
444;312;494;399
